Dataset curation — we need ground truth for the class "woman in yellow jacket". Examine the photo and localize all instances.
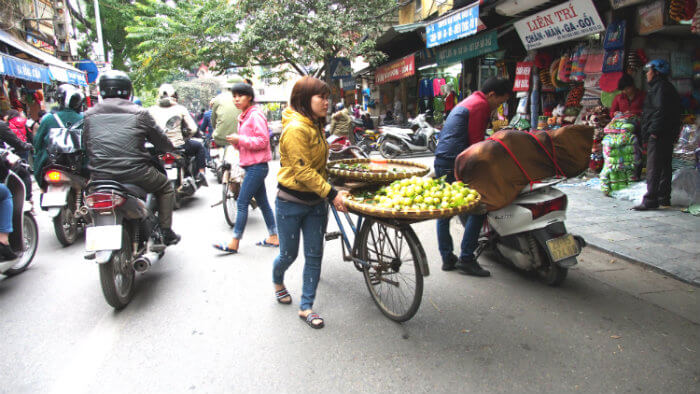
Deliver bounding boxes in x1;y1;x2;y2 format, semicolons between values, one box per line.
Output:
273;76;347;329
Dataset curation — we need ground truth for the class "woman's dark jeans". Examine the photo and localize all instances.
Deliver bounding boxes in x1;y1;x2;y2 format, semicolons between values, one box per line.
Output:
232;162;276;239
272;198;328;311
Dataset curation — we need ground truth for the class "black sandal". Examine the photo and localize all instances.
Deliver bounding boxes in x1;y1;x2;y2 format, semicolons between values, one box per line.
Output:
275;288;292;304
300;312;324;329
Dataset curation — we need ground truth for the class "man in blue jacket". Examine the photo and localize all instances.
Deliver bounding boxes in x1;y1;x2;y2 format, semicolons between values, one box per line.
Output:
434;78;512;276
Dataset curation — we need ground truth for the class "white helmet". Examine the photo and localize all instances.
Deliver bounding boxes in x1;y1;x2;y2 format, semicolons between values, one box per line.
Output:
158;83;176;99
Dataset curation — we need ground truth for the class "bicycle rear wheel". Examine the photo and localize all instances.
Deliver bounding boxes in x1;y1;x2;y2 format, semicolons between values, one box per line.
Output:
357;219;424;322
222;179;237;228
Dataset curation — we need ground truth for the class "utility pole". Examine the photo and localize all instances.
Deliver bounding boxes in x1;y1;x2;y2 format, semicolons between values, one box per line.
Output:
93;0;105;63
53;0;70;61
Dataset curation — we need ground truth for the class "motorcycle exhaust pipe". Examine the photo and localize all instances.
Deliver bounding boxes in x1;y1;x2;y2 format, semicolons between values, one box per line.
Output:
383;141;403;153
132;252;160;273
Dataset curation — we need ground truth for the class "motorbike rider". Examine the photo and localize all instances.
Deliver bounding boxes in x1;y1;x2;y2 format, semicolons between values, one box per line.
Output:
33;84;84;187
434;77;512;277
148;84;208;187
82;70;180;246
0;120;34;205
329;102;354;143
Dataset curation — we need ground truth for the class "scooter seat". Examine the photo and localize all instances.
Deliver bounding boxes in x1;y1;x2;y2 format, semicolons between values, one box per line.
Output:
122;184;148;199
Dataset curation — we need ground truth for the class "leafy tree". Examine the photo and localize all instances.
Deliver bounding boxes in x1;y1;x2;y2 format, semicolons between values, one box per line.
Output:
70;0;156;71
126;0;400;83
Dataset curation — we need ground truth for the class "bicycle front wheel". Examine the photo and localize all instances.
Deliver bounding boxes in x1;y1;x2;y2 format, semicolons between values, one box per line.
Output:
357;219;424;322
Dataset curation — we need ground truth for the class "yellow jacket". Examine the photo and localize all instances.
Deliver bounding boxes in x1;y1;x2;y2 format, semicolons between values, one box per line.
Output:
277;107;331;198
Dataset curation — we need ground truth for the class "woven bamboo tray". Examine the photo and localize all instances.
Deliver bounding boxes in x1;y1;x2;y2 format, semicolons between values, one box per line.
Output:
344;194;483;221
327;158;430;183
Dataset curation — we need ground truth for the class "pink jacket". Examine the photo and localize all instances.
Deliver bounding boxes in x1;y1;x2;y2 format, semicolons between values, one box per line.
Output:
8;116;28;142
234;105;271;166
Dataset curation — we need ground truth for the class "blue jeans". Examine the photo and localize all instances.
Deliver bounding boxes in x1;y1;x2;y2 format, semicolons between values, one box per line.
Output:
0;184;13;233
232;162;277;239
434;163;485;261
272;198;328;311
182;139;206;171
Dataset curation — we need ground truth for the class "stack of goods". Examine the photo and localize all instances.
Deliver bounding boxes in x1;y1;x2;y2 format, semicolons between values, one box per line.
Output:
669;0;697;22
455;125;594;211
583;107;611;172
599;115;639;194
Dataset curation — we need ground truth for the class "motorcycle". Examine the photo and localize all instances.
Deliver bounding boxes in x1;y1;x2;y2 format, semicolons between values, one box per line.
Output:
327;135;368;161
475;179;586;286
377;112;439;158
158;139;203;209
350;118;381;155
0;150;39;279
84;175;169;309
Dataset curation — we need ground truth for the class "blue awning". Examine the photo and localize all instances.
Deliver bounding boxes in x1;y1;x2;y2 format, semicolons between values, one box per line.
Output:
0;53;51;84
49;65;86;86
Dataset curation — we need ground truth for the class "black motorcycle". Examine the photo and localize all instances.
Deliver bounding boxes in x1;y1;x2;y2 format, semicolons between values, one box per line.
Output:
84;178;167;309
159;144;200;209
39;118;90;246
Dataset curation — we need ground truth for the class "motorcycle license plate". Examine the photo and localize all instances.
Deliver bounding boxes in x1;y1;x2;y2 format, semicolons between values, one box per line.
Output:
85;225;122;251
41;185;69;208
166;167;178;180
545;234;579;262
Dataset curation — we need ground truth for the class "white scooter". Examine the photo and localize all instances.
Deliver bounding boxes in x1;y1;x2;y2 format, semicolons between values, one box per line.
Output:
475;179;586;286
0;150;39;279
378;113;439;158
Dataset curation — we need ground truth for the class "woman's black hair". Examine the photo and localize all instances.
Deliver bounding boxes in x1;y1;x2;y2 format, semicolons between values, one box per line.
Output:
230;82;255;100
617;74;635;91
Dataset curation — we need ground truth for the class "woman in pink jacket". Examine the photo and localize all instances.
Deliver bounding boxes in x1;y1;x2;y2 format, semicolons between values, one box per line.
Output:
214;83;278;253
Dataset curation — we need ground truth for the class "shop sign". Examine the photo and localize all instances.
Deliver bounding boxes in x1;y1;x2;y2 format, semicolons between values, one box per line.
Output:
436;30;498;66
0;53;51;84
609;0;645;9
26;35;55;55
426;2;480;48
637;0;664;35
329;58;352;80
375;54;415;85
513;0;605;51
513;62;534;92
48;65;87;86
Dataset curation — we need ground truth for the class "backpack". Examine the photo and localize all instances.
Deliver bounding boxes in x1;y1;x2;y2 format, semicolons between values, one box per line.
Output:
47;114;82;156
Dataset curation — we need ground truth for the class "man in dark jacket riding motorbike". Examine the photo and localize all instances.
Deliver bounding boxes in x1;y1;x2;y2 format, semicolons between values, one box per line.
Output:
82;70;181;245
633;59;681;211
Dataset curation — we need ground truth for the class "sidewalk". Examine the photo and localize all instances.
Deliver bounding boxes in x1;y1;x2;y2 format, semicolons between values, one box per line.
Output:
561;181;700;286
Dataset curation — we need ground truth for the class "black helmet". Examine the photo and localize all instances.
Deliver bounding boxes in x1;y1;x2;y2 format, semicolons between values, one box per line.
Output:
230;82;254;100
98;70;132;99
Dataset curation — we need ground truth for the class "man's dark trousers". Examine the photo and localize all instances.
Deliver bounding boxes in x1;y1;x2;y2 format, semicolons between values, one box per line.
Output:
642;136;673;206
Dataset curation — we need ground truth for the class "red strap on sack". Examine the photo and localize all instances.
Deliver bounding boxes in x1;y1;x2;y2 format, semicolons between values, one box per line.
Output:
487;137;536;189
524;132;566;177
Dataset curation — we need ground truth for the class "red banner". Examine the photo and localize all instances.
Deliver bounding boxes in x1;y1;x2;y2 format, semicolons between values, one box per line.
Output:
375;54;415;85
513;61;533;92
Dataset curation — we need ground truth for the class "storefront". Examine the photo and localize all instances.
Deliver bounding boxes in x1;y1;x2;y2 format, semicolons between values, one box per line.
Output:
0;30;86;120
375;53;416;124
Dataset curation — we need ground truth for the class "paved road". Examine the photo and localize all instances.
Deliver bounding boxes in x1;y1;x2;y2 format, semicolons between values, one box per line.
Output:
1;160;698;393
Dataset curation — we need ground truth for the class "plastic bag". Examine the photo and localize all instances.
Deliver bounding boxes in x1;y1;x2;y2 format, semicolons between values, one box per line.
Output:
47;115;82;155
671;167;700;206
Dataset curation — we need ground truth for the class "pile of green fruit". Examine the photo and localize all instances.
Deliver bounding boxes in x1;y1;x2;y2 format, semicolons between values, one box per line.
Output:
334;163;370;171
353;176;480;210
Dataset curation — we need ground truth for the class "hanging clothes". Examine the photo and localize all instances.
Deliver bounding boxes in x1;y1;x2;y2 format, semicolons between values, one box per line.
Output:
419;78;433;98
432;78;446;97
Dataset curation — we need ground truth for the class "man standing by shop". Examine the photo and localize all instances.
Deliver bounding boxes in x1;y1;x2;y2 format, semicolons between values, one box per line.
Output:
434;77;512;276
634;59;681;211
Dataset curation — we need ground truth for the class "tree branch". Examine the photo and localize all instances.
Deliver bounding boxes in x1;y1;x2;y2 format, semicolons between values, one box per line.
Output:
67;0;92;30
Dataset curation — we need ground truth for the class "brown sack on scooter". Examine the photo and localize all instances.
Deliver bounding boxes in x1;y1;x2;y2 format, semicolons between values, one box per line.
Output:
454;125;594;211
